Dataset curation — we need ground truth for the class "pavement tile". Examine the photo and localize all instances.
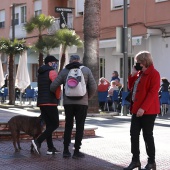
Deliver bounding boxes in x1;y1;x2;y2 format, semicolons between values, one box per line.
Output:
0;106;170;170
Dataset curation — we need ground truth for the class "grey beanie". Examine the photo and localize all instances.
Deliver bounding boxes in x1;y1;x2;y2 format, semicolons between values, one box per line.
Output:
69;55;80;63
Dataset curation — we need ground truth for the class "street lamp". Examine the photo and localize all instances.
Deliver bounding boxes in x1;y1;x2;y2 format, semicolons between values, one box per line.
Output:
12;3;15;42
123;0;128;116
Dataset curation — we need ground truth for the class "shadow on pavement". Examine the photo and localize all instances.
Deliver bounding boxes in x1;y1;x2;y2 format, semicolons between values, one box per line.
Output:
0;140;124;170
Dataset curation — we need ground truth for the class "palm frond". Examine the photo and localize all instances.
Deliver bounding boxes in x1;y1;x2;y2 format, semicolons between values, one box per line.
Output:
30;35;60;54
55;29;83;48
0;38;27;55
24;14;55;34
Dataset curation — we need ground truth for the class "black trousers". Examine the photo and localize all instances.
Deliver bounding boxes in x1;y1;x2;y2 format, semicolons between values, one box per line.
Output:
37;106;59;149
63;104;88;150
130;114;157;163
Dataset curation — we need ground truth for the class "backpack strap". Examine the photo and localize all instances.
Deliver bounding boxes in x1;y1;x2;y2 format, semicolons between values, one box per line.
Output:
79;66;84;70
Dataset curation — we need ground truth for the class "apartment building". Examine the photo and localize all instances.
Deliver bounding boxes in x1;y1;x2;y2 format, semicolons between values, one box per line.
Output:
0;0;170;87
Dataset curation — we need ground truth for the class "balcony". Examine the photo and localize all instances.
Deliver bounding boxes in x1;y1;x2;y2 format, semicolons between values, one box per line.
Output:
9;23;27;39
47;14;73;35
8;14;73;39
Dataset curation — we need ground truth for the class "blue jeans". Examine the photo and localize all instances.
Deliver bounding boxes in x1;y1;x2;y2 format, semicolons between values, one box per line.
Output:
130;114;157;163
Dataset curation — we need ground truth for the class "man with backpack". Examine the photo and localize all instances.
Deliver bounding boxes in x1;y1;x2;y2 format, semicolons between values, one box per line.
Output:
50;55;97;159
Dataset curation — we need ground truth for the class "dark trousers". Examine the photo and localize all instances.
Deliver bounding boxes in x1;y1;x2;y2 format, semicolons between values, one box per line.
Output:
99;102;105;111
130;114;157;163
63;104;88;151
37;106;59;149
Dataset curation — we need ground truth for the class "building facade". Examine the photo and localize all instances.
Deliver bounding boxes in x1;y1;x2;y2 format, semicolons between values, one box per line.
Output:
0;0;170;87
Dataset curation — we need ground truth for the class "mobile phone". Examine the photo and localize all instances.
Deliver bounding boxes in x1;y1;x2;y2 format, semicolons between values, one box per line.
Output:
134;63;143;71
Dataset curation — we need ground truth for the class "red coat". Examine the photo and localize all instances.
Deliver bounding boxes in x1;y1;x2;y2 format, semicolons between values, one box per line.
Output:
98;83;110;92
128;64;160;115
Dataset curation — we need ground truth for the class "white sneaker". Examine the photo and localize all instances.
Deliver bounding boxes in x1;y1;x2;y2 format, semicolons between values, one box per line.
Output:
46;147;61;155
32;140;40;154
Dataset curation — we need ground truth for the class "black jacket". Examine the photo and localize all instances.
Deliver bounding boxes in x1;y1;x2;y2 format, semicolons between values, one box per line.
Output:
37;64;58;106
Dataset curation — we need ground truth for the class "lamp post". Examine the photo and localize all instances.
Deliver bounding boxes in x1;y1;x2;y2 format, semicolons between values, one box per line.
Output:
12;3;15;41
123;0;128;116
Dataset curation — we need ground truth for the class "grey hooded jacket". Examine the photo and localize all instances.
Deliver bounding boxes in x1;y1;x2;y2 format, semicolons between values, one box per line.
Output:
50;62;97;105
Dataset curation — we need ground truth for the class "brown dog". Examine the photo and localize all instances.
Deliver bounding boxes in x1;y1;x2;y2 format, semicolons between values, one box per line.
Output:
8;115;43;152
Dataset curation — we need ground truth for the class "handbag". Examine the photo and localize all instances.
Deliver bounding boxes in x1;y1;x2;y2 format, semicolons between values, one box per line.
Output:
125;91;132;102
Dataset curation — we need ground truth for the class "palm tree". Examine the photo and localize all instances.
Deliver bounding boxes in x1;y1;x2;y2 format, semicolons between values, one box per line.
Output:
55;29;83;72
83;0;101;113
25;14;55;66
0;38;27;105
32;35;60;55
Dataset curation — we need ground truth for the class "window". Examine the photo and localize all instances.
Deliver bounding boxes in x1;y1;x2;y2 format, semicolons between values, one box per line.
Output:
15;13;19;25
11;4;27;25
111;0;130;9
1;53;7;63
76;0;84;16
0;10;5;28
34;0;42;16
0;21;5;28
67;0;73;7
99;58;105;78
155;0;168;2
35;10;42;17
21;6;27;23
32;64;38;82
120;56;134;78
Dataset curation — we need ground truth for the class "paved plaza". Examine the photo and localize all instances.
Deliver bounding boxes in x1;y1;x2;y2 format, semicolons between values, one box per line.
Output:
0;107;170;170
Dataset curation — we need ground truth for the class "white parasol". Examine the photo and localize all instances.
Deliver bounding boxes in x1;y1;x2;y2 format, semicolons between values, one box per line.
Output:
0;54;4;88
15;51;30;104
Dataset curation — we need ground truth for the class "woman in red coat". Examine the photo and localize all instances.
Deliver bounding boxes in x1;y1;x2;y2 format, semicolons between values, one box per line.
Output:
124;51;160;170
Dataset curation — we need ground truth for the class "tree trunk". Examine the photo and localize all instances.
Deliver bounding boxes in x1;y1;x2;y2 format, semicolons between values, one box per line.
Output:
59;45;67;73
83;0;101;113
39;52;44;67
38;34;44;67
8;54;15;105
59;53;66;73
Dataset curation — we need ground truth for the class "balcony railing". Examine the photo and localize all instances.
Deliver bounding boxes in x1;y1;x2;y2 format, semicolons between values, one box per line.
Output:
8;14;73;39
9;23;27;39
47;14;73;35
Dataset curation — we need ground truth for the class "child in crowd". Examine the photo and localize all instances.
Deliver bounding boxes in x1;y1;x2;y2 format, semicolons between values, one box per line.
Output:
98;77;110;111
108;80;119;111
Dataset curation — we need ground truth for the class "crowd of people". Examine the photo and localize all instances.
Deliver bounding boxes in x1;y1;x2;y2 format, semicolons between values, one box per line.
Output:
98;71;122;112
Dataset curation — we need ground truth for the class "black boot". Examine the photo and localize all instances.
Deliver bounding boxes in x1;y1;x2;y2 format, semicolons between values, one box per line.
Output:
63;146;71;158
144;163;156;170
124;161;141;170
72;149;85;159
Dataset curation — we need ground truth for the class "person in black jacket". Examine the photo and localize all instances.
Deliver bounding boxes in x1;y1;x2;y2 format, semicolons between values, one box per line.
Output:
32;55;60;155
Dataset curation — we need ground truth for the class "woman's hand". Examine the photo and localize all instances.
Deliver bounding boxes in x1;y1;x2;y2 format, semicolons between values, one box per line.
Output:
131;66;138;77
136;108;145;117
